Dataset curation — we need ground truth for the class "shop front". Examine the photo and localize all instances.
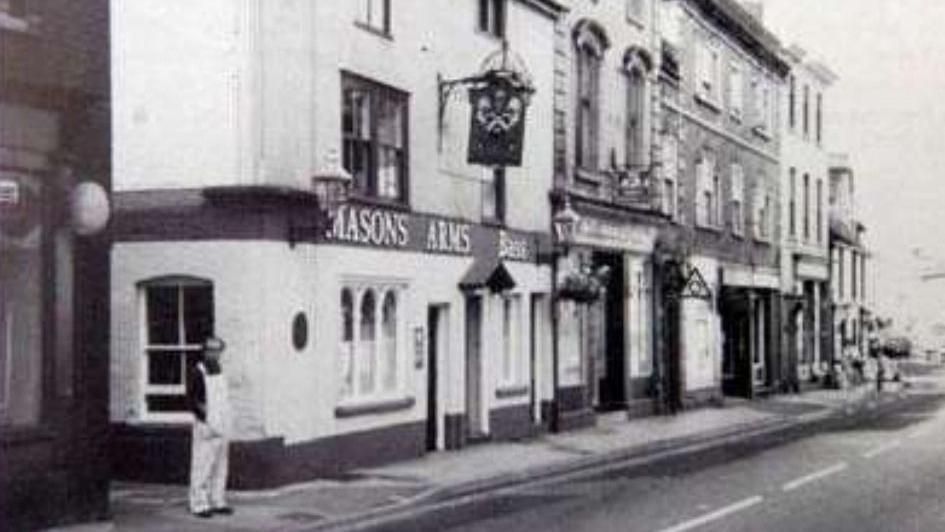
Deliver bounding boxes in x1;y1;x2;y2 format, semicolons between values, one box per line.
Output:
720;265;780;398
554;211;658;425
1;4;111;527
110;194;551;488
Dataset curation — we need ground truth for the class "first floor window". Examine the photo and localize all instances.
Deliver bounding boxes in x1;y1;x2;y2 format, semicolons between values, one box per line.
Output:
695;151;718;228
357;0;391;34
342;73;409;203
660;134;678;218
478;0;506;38
141;277;214;418
339;282;404;401
730;163;745;236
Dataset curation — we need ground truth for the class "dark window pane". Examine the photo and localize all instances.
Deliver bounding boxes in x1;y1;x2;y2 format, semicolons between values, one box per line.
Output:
147;286;180;344
183;285;213;344
342;289;354;342
145;394;190;413
147;349;184;385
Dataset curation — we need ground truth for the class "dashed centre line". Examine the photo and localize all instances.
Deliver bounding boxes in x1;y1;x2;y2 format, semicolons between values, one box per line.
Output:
862;439;902;459
657;495;764;532
782;462;848;492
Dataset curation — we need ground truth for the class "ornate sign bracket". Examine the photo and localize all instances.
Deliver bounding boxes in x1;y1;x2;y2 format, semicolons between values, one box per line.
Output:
438;40;535;165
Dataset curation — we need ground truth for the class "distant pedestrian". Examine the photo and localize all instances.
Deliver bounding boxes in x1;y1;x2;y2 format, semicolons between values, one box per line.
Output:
188;336;234;518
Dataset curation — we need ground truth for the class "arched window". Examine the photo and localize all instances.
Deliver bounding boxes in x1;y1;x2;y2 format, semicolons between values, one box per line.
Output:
625;67;646;167
381;291;398;392
340;289;355;398
573;21;609;171
359;290;377;394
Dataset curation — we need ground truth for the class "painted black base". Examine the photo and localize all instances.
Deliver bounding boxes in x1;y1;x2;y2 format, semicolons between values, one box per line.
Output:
110;421;426;489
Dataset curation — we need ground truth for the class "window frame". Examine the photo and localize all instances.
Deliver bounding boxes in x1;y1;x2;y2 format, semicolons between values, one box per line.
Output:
730;163;745;236
661;133;679;219
625;66;647;167
477;0;506;39
695;151;720;229
695;41;722;109
575;39;604;172
501;294;524;387
789;167;796;238
816;178;823;243
355;0;392;37
728;63;744;122
338;280;408;405
137;277;214;423
803;173;810;241
341;72;410;205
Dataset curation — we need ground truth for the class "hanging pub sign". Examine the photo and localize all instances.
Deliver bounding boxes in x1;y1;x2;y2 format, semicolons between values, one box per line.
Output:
439;42;535;168
467;72;530;167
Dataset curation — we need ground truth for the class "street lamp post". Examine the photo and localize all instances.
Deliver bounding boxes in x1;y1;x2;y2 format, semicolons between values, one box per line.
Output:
549;195;579;432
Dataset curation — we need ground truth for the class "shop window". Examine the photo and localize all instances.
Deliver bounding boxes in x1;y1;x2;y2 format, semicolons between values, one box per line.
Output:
140;277;213;420
356;0;391;35
342;73;409;203
339;282;405;402
478;0;506;38
501;295;523;386
0;174;43;427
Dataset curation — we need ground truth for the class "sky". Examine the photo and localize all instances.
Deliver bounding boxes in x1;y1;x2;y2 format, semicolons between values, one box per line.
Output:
759;0;945;327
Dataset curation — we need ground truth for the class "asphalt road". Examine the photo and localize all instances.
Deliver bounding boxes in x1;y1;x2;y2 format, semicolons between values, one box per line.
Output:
381;379;945;532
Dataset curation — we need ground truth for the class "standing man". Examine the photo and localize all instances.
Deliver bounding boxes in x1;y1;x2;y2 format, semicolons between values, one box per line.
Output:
189;336;234;518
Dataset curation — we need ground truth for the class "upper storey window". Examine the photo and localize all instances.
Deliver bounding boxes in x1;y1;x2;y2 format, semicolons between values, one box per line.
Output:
478;0;506;38
695;41;722;108
573;22;608;172
342;73;409;204
356;0;391;36
752;77;773;137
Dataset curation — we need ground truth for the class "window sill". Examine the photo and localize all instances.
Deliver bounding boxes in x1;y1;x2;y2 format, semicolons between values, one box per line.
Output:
695;223;722;234
694;92;722;113
495;385;529;399
354;21;393;41
481;217;506;229
625;15;645;30
335;396;415;418
475;28;505;42
348;194;411;212
574;167;605;186
752;126;772;141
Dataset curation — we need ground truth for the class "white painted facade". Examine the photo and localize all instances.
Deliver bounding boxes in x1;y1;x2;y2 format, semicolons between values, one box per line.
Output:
109;0;562;476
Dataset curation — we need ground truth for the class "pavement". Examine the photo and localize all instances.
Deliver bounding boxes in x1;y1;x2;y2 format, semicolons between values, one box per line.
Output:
48;361;939;532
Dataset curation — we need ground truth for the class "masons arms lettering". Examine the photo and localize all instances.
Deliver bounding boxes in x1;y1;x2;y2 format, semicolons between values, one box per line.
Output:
329;205;410;248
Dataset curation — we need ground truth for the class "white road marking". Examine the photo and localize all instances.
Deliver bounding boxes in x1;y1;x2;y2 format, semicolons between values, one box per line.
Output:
862;439;902;459
782;462;848;492
657;495;764;532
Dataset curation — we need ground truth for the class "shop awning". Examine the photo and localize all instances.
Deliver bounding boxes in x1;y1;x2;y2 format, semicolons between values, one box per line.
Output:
459;258;516;293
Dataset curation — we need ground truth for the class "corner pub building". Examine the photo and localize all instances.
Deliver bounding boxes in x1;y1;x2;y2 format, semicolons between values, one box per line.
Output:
0;0;112;529
109;0;564;488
